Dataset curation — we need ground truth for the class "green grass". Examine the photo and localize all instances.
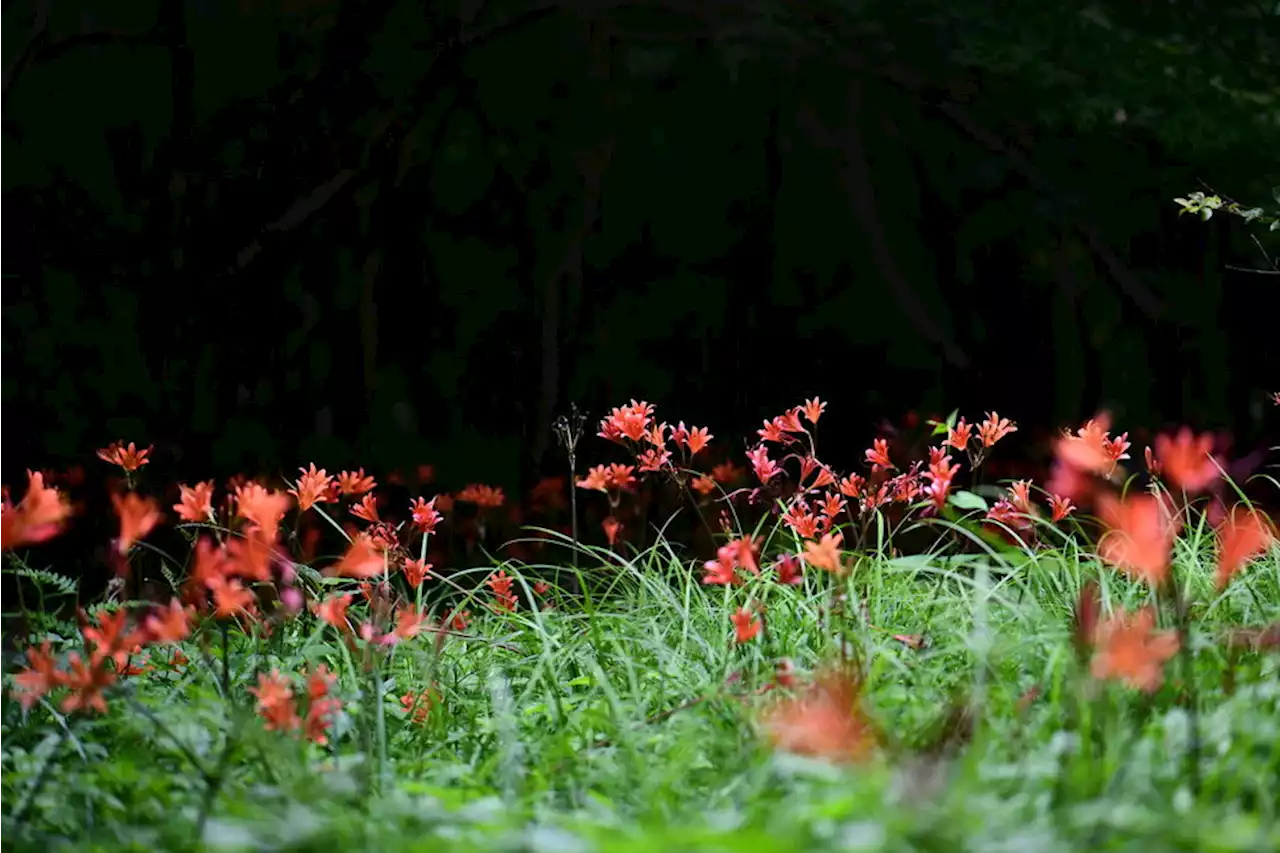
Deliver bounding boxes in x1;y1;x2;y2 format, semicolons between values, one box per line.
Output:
4;521;1279;853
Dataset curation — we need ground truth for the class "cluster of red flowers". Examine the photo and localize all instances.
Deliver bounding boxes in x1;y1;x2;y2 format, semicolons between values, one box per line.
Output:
248;666;342;744
12;604;192;715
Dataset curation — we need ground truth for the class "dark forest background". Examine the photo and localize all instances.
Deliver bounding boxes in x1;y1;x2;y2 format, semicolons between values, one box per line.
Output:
3;0;1278;492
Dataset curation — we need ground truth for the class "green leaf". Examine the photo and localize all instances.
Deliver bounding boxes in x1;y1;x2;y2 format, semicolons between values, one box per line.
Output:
948;490;989;512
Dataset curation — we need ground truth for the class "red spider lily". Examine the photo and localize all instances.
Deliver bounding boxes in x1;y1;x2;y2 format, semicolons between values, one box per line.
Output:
642;422;667;448
600;515;622;545
409;497;442;533
97;440;152;472
803;531;844;574
1090;607;1179;693
636;447;672;472
1;471;72;550
351;493;380;523
401;688;434;724
978;412;1017;448
889;469;924;504
1154;428;1221;494
757;418;790;444
782;499;824;539
946;418;973;452
234;484;292;541
403;557;432;587
702;552;739;585
1049;494;1076;523
777;408;806;434
457;484;504;508
1096;493;1178;587
486;570;517;611
173;481;215;523
1216;507;1276;589
801;397;827;425
731;607;761;643
82;609;146;670
598;400;654;443
1055;415;1130;477
761;670;876;764
986;500;1029;531
60;652;116;714
577;463;637;492
336;469;377;496
386;605;428;644
746;446;782;484
838;474;865;498
112;492;162;555
303;666;341;745
315;593;354;631
865;438;893;472
444;609;471;631
290;464;334;512
775;554;804;585
861;484;890;514
691;475;718;496
11;642;64;710
143;599;193;645
1008;480;1034;514
208;575;256;620
711;462;746;484
331;535;385;579
923;455;960;510
249;670;301;733
817;493;846;520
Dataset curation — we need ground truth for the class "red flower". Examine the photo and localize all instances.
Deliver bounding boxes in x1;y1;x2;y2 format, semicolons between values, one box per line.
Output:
112;492;163;555
1097;493;1177;587
1153;428;1221;494
403;557;432;587
775;554;804;585
977;412;1017;448
331;535;385;579
946;418;973;452
351;493;380;523
336;469;377;496
746;446;782;484
1049;494;1076;523
801;397;827;425
1;471;72;551
1090;607;1179;693
290;464;334;512
761;671;876;764
457;484;505;508
234;484;292;541
409;497;443;533
730;607;761;643
864;438;893;472
315;593;354;631
97;440;152;472
143;599;193;645
803;532;844;574
1216;507;1275;589
173;481;215;523
11;642;64;710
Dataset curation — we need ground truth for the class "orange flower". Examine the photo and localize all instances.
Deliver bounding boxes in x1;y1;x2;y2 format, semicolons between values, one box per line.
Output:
1;471;72;550
401;688;433;724
249;670;300;732
173;481;215;523
598;400;654;443
864;438;893;471
691;475;718;496
97;440;152;472
457;484;505;508
351;493;380;523
977;412;1017;448
290;464;334;512
946;418;973;452
330;535;385;579
11;642;65;710
60;652;116;714
410;497;442;533
403;557;432;587
1049;494;1076;523
803;532;845;573
1096;493;1177;587
1154;428;1221;494
711;461;745;485
730;607;761;643
1216;507;1276;589
144;598;193;645
234;483;292;541
390;605;427;642
336;469;377;496
208;575;256;620
486;570;517;611
83;609;145;670
314;593;354;630
801;397;827;425
1055;414;1130;476
761;671;876;764
602;515;622;545
1090;607;1179;692
112;492;162;555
